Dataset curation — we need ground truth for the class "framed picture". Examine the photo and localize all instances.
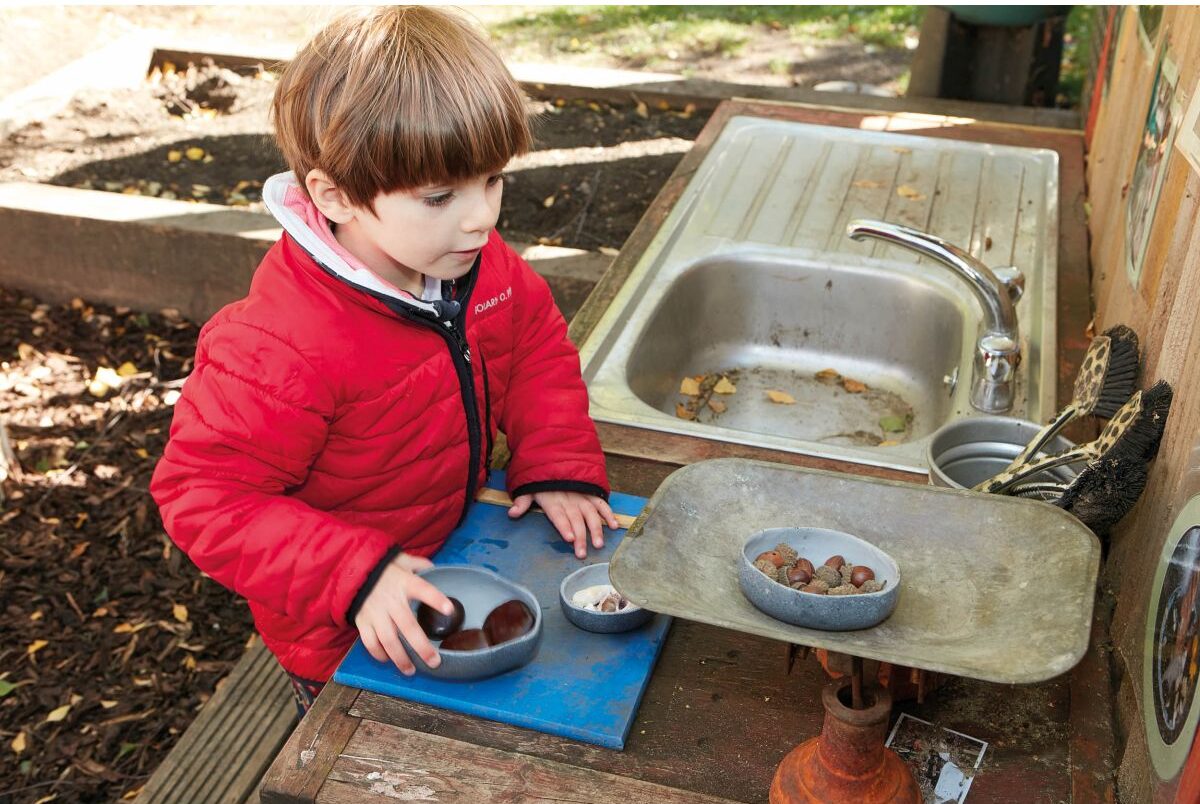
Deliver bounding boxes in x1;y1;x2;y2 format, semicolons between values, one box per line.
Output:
1175;78;1200;176
1125;51;1180;286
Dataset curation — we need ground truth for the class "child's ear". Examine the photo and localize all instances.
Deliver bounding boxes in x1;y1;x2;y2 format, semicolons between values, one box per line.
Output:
305;169;356;224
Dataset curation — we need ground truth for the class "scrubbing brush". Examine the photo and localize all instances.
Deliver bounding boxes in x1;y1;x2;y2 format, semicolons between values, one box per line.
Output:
1001;324;1140;474
1011;453;1150;536
975;379;1173;495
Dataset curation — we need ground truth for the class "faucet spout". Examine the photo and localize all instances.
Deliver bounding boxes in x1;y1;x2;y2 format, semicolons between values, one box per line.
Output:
846;219;1022;414
847;219;1019;340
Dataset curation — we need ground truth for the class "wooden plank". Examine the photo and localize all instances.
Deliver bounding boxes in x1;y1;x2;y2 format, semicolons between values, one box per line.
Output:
138;641;294;804
260;683;361;804
321;721;742;804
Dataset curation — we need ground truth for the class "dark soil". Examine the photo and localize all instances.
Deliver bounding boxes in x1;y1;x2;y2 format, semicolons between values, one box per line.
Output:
0;61;711;252
0;288;255;803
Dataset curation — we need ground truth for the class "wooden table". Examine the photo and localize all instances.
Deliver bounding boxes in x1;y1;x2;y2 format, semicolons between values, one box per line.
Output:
260;99;1112;802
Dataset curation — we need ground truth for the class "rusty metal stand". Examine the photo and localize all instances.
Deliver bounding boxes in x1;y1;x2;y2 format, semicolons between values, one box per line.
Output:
770;661;920;803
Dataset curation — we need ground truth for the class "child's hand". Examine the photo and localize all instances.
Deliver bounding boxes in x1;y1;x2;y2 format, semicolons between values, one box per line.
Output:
508;491;619;559
353;552;453;676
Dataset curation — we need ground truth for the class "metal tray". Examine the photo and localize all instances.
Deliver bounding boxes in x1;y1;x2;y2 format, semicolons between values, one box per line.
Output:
610;458;1100;683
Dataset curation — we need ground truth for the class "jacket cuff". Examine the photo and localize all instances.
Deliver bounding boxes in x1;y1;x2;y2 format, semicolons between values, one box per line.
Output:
510;480;609;501
345;544;403;625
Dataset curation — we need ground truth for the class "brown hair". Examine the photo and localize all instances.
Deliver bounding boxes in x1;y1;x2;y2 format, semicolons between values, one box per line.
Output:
272;6;531;211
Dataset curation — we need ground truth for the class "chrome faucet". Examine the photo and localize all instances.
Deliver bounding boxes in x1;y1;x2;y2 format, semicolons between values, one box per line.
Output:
846;219;1023;414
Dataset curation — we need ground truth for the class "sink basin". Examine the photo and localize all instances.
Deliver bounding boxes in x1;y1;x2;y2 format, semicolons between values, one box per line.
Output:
580;116;1059;473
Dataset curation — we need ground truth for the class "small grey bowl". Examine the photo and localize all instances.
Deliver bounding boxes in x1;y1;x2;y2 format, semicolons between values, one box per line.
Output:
739;527;900;631
559;562;654;634
927;415;1078;490
400;565;543;681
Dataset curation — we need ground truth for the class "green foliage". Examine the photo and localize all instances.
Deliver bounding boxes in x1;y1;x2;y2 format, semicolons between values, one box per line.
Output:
491;6;923;68
1059;5;1099;108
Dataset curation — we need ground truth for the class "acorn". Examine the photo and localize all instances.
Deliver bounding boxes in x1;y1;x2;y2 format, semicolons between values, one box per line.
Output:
828;584;857;596
839;562;855;582
754;558;778;577
858;579;885;594
774;543;799;564
800;581;829;595
755;550;787;568
786;564;812;586
850;566;876;587
824;555;846;571
814;565;842;587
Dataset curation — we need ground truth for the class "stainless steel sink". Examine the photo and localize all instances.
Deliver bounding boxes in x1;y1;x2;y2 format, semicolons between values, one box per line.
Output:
580;116;1060;473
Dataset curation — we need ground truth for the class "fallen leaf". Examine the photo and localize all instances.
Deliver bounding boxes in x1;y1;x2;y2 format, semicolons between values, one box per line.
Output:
842;378;868;393
166;150;182;163
173;604;188;623
896;184;926;200
635;99;649;118
122;787;144;801
680;103;697;118
100;700;119;709
674;403;696;421
892;146;912;154
17;342;37;361
45;703;71;723
0;679;14;697
656;99;671;111
587;101;602;113
134;448;149;459
879;440;901;447
815;368;840;383
69;541;89;558
542;195;555;208
713;377;737;395
766;390;796;404
87;365;123;397
852;179;884;189
35;793;58;804
29;611;42;622
11;732;26;754
598;246;620;257
26;640;48;656
879;415;907;433
679;376;701;396
708;399;727;414
116;361;139;377
183;654;197;670
185;146;206;161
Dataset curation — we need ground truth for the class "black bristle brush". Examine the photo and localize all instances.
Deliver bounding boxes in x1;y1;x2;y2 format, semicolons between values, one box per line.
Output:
1011;453;1150;537
976;380;1173;495
1001;324;1140;473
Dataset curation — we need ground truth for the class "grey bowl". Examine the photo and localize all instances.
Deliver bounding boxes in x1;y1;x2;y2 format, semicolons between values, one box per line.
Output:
738;527;900;631
400;565;543;681
560;562;654;634
926;415;1079;490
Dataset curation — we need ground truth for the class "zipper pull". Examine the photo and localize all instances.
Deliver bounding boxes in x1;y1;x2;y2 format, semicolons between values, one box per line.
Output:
449;322;471;363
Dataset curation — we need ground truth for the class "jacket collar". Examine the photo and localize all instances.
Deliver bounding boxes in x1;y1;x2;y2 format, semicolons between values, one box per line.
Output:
262;172;442;317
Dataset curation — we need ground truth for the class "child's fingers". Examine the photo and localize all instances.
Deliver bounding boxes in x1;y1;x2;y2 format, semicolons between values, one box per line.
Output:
393;609;441;670
359;625;390;665
395;553;434;573
375;617;417;675
545;507;580;553
595;498;620;530
408;575;455;617
565;507;588;558
508;494;532;518
582;506;605;550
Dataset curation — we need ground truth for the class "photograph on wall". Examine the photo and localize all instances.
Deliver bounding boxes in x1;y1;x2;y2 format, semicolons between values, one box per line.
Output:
885;713;988;804
1125;51;1180;286
1139;5;1164;57
1175;78;1200;176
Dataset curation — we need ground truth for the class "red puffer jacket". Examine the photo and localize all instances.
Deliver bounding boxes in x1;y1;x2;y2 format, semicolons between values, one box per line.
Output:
150;176;608;681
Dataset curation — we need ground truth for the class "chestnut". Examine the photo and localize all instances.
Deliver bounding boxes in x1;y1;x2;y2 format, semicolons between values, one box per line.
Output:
793;557;815;577
483;599;535;645
417;597;465;639
824;555;845;571
786;564;812;585
755;550;787;568
439;628;489;651
850;566;876;587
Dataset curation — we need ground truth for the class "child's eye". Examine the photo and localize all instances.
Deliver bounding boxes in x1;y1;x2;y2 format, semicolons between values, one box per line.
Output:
487;173;505;187
424;192;454;208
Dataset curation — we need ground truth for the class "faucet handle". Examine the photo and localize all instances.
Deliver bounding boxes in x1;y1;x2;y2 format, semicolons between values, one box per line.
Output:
992;266;1025;305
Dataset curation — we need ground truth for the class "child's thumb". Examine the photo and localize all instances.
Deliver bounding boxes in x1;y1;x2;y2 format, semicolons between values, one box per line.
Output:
508;494;532;518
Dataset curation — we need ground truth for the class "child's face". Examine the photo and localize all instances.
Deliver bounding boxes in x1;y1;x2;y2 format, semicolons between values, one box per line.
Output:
357;171;505;282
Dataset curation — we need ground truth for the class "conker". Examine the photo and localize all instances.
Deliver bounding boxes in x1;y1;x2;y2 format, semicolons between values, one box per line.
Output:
439;628;489;651
824;555;845;571
483;599;534;645
755;550;787;568
793;557;815;576
850;566;876;587
417;597;465;639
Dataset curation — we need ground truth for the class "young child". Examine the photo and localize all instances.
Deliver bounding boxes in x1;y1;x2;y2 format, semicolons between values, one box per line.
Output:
150;6;618;714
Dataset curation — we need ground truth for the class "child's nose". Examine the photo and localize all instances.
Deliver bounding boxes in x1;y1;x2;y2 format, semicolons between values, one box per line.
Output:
462;189;498;233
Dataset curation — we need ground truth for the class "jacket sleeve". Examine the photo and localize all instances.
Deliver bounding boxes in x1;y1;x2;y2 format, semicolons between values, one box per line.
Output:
150;319;397;631
497;245;610;500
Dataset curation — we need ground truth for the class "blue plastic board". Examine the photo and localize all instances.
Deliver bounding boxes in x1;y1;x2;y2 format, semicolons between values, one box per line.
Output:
333;472;670;750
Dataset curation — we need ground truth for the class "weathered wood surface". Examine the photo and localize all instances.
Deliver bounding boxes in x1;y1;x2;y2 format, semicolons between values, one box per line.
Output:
260;683;360;804
1083;7;1200;798
138;641;294;804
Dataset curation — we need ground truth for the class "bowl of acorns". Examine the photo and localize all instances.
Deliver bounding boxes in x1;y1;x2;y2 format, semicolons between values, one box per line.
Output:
738;527;900;631
403;565;543;680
